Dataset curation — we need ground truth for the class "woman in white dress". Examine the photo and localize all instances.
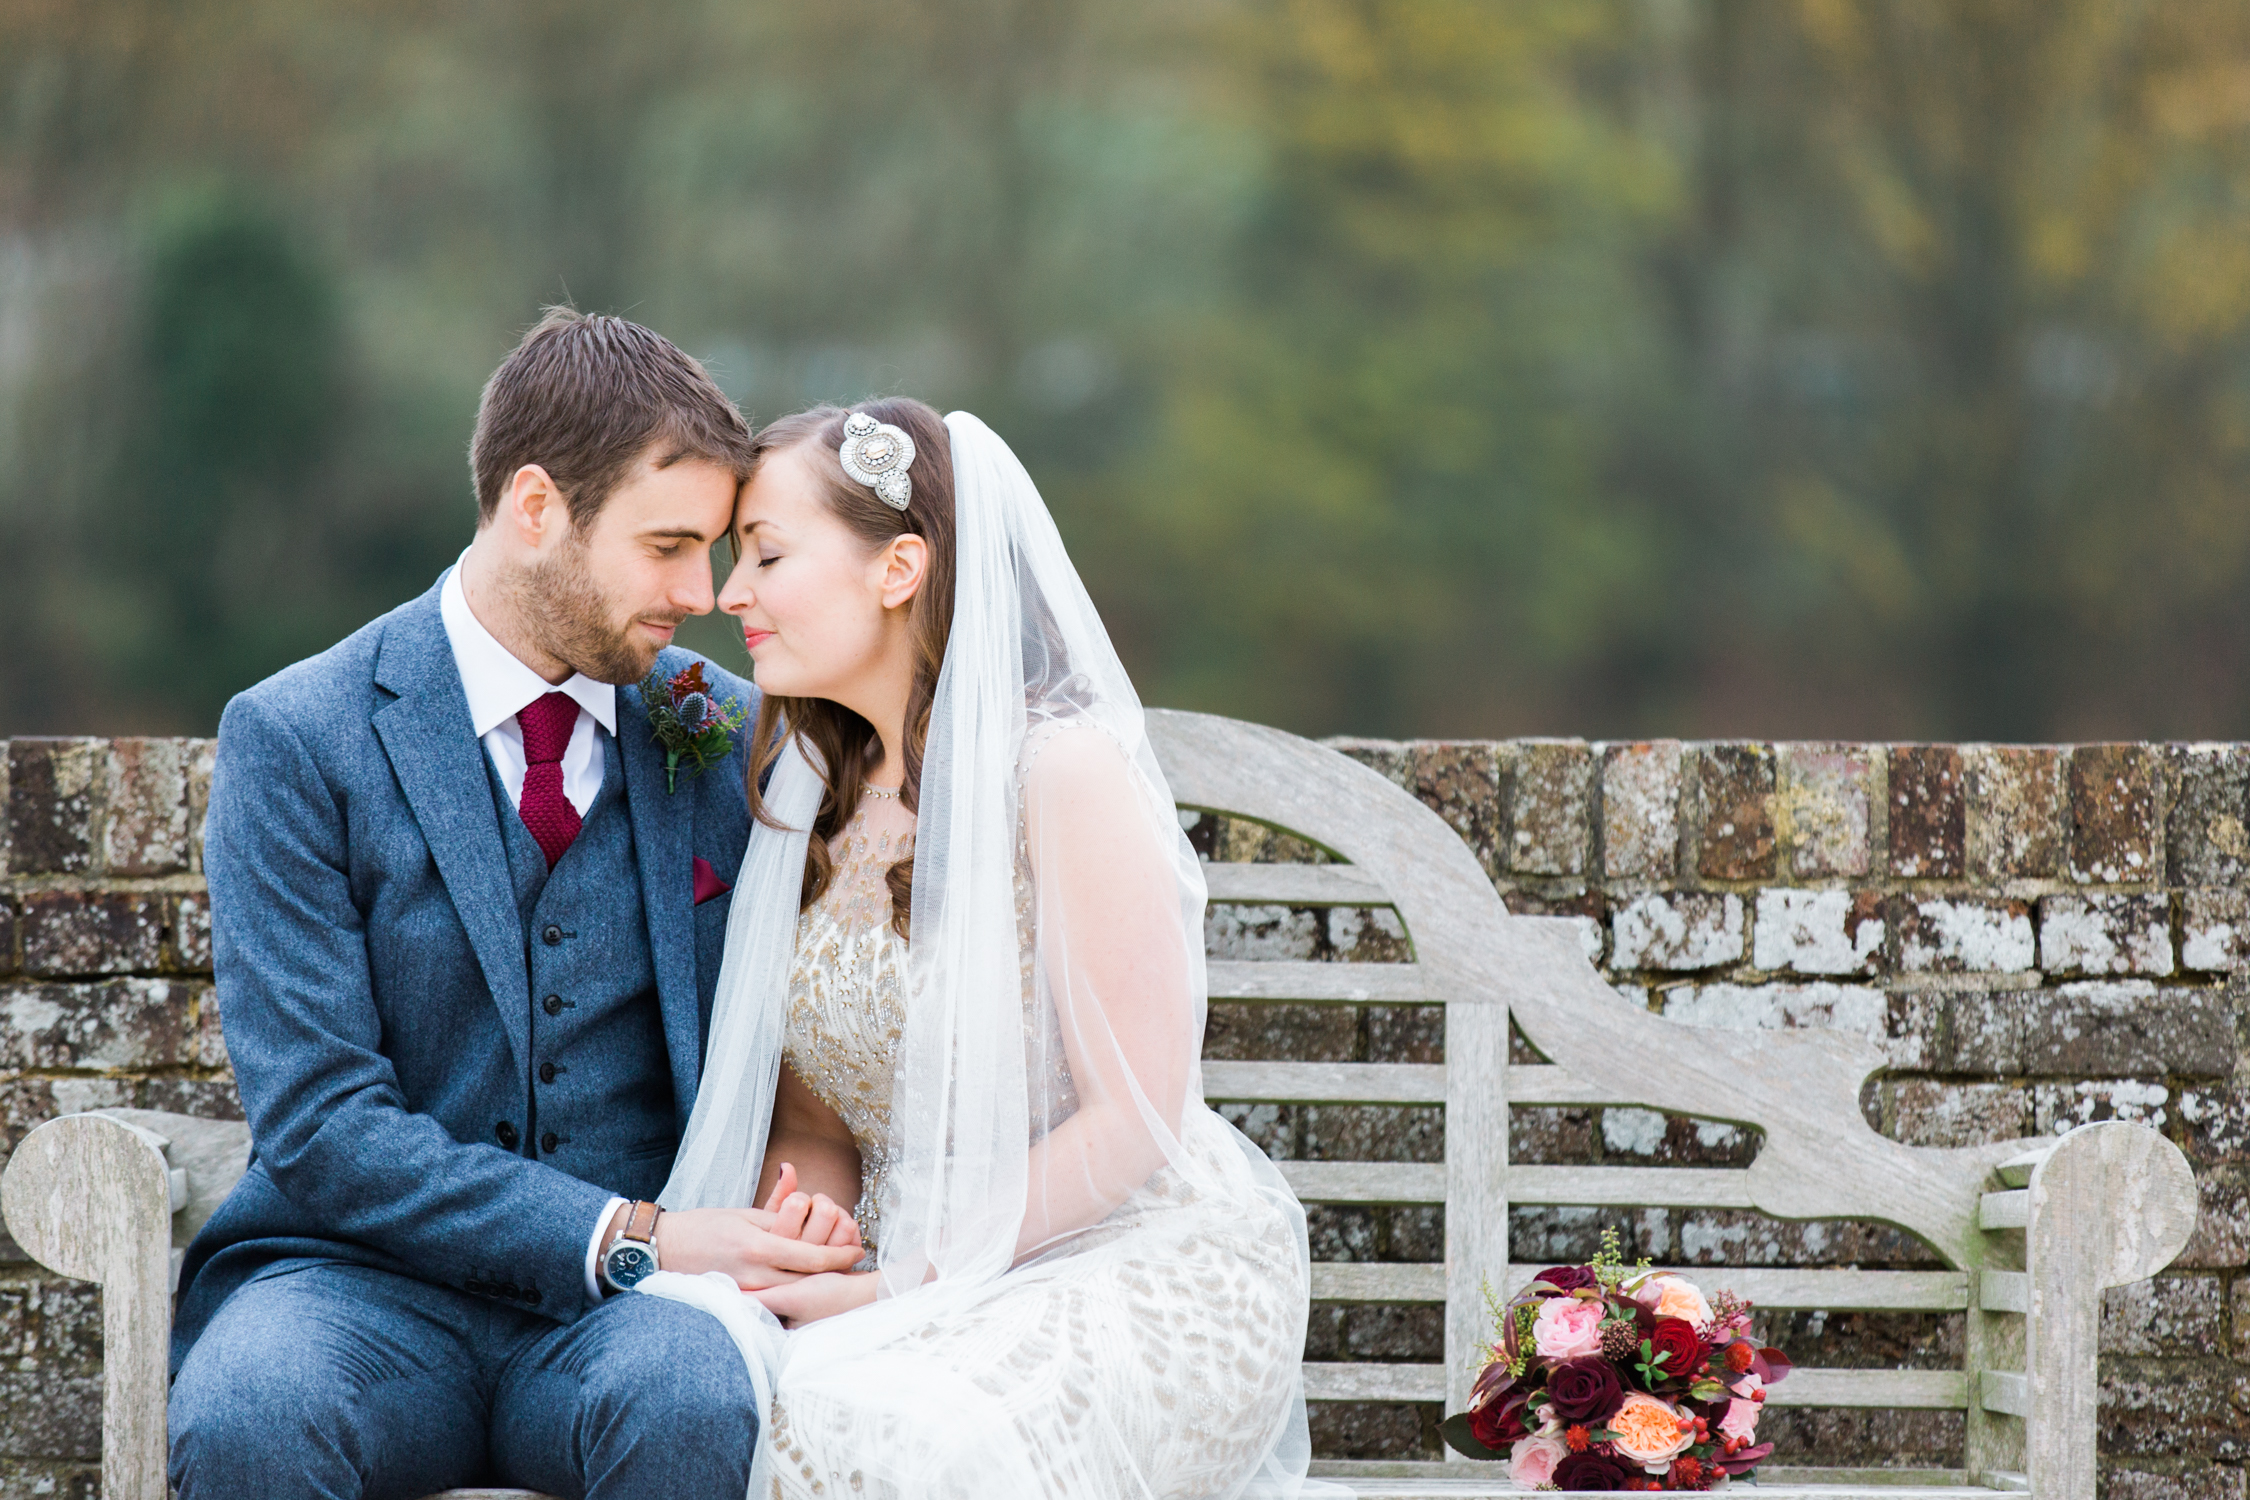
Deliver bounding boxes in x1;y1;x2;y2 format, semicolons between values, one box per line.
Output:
640;400;1328;1500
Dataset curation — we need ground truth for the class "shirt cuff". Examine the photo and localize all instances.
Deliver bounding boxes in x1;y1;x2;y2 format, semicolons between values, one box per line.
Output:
585;1196;628;1300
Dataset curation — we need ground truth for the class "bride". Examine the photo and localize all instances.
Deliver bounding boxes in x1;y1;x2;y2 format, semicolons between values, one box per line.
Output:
638;399;1326;1499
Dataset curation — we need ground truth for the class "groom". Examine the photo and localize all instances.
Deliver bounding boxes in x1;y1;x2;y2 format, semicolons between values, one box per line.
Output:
168;308;857;1499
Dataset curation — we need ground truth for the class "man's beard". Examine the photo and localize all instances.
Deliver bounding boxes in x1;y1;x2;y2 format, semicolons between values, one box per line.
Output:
509;534;667;685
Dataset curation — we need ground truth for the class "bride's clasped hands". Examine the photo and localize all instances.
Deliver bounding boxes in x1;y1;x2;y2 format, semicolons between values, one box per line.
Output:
743;1161;879;1325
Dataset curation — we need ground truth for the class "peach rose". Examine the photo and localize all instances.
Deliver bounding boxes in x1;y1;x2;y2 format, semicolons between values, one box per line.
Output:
1510;1432;1569;1487
1606;1391;1695;1470
1531;1296;1607;1360
1630;1274;1714;1327
1719;1397;1761;1444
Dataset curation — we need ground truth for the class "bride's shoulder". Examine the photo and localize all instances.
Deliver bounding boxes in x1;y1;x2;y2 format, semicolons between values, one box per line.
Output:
1018;711;1128;783
1017;714;1157;836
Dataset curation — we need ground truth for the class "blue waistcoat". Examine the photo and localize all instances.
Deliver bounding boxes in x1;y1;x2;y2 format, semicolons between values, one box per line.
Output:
485;745;676;1197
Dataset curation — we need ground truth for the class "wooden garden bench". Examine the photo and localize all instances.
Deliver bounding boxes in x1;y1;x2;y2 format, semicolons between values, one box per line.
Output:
1;710;2200;1500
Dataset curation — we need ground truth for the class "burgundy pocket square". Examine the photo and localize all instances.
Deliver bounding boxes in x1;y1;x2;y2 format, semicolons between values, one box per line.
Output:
692;857;732;906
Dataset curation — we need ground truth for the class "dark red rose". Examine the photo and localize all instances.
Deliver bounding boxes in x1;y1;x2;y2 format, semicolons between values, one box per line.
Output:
1644;1317;1705;1386
1535;1265;1599;1294
1545;1357;1626;1424
1467;1364;1528;1451
1553;1452;1631;1490
1468;1388;1531;1450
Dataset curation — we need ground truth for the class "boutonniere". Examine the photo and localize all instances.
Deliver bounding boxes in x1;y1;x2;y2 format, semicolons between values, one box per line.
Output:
639;661;748;793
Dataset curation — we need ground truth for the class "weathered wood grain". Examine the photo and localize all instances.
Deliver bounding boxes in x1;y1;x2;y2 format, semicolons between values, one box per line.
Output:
1200;1061;1447;1104
1200;863;1391;906
1503;1265;1971;1311
1276;1162;1759;1208
2021;1122;2197;1500
1981;1191;2030;1230
1205;960;1432;1003
1311;1261;1447;1302
1302;1362;1446;1402
0;1113;173;1500
1983;1372;2032;1417
1767;1369;1969;1409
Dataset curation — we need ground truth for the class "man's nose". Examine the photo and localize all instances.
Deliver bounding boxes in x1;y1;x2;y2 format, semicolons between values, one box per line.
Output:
677;558;717;615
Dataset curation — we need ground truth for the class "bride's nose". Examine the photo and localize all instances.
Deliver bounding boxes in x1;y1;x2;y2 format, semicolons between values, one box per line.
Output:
716;558;756;615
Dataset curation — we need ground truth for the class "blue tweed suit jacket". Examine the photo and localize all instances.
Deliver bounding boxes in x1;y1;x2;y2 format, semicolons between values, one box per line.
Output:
173;574;757;1367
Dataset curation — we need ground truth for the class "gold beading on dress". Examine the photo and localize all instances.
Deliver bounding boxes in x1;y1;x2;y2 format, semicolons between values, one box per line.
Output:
782;801;913;1256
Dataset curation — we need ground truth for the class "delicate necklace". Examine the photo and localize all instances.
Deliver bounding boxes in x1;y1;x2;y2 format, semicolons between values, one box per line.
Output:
864;782;903;799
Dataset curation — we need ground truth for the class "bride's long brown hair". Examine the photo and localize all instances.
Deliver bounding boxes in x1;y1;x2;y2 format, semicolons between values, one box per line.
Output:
742;398;956;938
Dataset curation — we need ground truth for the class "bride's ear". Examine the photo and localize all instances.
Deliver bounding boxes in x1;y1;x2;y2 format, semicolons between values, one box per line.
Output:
878;533;929;611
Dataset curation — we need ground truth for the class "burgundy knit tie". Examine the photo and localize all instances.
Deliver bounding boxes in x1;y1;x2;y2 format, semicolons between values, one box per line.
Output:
517;692;583;869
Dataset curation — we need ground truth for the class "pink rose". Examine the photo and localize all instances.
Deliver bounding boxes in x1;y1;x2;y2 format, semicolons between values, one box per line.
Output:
1531;1296;1607;1360
1629;1274;1713;1326
1720;1397;1761;1444
1510;1432;1569;1488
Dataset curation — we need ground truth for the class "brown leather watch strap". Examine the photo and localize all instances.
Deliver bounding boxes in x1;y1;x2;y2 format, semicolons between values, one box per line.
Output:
622;1199;660;1245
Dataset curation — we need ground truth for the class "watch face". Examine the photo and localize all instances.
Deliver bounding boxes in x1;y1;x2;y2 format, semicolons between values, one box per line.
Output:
606;1242;655;1289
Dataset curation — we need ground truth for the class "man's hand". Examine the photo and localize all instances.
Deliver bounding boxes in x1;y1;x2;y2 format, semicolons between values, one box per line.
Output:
759;1162;862;1251
641;1202;863;1291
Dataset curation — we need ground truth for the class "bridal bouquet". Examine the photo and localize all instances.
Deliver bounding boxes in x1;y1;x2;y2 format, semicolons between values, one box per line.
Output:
1442;1232;1791;1491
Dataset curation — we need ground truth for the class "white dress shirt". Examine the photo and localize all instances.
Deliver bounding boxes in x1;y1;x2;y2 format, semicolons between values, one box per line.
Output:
439;561;615;815
437;559;627;1299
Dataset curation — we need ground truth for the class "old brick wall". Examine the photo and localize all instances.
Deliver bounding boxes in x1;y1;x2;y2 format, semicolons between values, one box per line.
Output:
0;734;2247;1496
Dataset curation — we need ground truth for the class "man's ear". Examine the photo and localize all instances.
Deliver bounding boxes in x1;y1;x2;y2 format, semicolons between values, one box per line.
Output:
504;464;568;550
879;534;929;611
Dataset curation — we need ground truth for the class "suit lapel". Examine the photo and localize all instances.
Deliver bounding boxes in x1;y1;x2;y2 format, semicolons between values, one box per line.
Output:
371;584;532;1080
617;676;701;1117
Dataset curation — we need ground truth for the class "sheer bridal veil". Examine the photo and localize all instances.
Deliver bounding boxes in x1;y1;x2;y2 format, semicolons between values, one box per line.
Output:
659;411;1322;1499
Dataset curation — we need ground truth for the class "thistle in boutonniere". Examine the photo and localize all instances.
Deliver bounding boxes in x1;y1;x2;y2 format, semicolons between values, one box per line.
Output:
641;661;748;793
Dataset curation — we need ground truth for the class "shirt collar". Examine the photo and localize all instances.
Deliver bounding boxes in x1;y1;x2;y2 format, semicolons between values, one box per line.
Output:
439;556;618;740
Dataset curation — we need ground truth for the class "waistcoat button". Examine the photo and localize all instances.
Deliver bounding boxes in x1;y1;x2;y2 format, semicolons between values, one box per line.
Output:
541;924;563;946
538;1062;557;1084
540;1131;559;1153
495;1121;519;1149
543;995;564;1016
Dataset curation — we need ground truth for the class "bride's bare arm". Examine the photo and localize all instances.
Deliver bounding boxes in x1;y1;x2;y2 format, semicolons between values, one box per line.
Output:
759;1064;865;1247
1013;729;1199;1260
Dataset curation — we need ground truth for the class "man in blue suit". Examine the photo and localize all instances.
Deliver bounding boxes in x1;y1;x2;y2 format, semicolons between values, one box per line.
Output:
169;309;857;1499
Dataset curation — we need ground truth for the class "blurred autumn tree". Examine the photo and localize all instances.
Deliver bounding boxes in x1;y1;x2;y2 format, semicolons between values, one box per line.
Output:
4;0;2250;738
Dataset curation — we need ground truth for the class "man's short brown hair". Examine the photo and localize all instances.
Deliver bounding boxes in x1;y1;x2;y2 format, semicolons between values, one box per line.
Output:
469;306;756;527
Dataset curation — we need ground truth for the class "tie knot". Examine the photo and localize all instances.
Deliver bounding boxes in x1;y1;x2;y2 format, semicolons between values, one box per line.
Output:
518;692;579;765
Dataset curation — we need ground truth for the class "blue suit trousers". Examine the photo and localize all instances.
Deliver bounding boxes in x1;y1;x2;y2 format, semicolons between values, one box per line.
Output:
168;1260;757;1500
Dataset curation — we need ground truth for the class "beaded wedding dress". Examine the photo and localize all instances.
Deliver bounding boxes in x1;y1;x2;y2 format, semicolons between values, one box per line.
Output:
641;412;1329;1500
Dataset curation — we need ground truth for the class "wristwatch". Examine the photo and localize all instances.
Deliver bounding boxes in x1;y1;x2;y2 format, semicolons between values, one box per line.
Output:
599;1200;662;1293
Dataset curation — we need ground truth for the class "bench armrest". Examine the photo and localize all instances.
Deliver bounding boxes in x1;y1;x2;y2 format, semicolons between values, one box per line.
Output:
2;1112;177;1500
2020;1120;2197;1500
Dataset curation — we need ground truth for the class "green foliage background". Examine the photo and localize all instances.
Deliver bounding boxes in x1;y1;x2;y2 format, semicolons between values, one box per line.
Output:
7;0;2250;739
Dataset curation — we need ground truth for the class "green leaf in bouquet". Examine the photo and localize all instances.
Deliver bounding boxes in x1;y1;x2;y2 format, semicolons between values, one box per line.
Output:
1438;1413;1508;1461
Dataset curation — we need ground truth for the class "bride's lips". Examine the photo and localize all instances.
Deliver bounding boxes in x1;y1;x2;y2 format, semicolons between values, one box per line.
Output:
743;628;775;651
